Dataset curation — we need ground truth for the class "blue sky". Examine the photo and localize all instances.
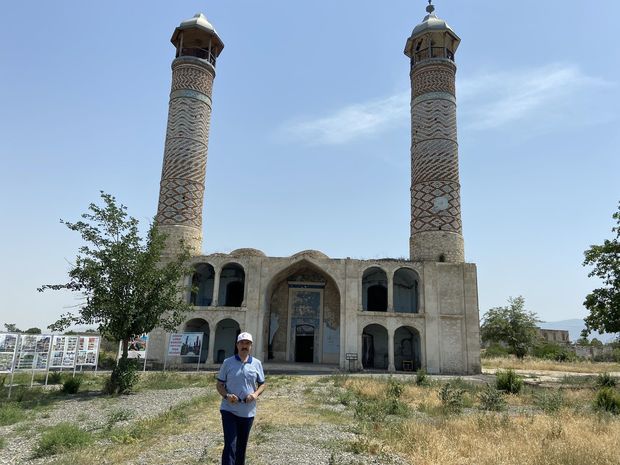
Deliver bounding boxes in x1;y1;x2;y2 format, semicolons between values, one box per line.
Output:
1;1;618;330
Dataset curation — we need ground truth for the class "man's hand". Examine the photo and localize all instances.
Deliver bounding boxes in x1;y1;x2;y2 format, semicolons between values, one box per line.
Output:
244;392;257;403
226;393;239;404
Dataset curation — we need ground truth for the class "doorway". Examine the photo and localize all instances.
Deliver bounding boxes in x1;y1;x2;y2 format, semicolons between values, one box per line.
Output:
295;324;314;362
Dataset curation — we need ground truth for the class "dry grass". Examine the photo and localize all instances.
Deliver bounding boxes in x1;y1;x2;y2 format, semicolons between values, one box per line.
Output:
483;357;620;374
375;411;620;465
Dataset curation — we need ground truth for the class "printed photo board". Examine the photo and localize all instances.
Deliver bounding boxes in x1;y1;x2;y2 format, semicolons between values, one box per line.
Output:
49;335;79;369
0;333;18;373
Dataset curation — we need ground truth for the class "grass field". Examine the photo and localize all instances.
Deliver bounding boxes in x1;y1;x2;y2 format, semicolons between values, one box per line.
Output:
1;366;619;464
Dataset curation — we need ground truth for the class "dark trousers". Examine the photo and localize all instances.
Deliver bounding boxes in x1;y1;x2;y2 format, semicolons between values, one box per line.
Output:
220;410;255;465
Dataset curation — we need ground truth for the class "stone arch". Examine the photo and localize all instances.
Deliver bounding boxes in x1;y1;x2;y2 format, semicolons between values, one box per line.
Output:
263;259;340;364
183;318;209;363
190;263;215;306
214;318;240;364
362;267;387;311
218;262;245;307
393;267;420;313
361;324;388;370
394;326;421;372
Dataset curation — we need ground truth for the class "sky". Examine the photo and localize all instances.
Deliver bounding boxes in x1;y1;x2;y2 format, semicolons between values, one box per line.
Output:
0;1;619;331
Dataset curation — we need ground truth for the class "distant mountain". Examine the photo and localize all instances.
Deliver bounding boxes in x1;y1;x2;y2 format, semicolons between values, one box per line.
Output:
539;318;617;344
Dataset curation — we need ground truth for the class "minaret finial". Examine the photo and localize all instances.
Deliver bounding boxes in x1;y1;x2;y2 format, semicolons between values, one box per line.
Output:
426;0;435;14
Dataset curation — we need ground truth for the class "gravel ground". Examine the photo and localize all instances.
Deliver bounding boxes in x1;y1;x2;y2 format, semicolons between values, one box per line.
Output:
0;378;410;465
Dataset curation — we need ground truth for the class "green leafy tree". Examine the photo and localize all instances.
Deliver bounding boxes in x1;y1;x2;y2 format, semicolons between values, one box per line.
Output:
24;327;42;334
3;323;21;333
481;296;540;359
582;202;620;338
39;192;193;361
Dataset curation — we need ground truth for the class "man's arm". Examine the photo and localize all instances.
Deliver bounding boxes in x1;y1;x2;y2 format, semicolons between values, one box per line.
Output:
216;380;239;403
244;382;265;403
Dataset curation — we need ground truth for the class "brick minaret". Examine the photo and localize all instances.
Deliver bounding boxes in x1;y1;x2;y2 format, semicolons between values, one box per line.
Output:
156;13;224;258
405;2;464;263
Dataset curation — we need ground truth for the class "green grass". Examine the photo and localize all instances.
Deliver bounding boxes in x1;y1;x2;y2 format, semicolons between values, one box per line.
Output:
137;372;216;390
33;423;93;458
0;437;6;450
0;403;27;426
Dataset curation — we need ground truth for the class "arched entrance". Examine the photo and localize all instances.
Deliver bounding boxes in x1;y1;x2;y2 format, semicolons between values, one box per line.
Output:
362;324;388;369
214;319;240;364
190;263;215;306
394;326;421;371
183;318;209;363
219;263;245;307
394;268;419;313
264;260;340;364
362;267;388;311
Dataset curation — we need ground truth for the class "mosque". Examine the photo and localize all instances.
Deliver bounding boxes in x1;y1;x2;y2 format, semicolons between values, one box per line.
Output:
147;3;481;374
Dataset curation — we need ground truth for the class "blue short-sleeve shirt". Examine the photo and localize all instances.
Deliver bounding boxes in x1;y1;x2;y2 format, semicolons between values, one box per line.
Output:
217;355;265;418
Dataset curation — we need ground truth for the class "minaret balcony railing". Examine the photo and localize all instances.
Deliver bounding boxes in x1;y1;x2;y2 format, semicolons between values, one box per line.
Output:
411;47;454;67
177;47;217;66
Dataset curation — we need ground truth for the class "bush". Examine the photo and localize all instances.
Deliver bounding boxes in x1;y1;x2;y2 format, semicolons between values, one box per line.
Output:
104;358;140;395
596;372;617;388
415;369;430;386
593;388;620;414
478;384;506;411
387;377;404;399
482;344;511;358
98;351;117;370
532;343;575;362
438;383;465;414
47;371;63;385
496;369;523;394
61;376;82;394
534;389;564;414
33;423;92;458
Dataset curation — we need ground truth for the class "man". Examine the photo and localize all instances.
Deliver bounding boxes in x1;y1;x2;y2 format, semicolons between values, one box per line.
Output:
216;332;266;465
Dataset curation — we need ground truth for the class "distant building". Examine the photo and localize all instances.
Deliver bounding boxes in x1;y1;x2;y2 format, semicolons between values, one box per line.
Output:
537;328;570;345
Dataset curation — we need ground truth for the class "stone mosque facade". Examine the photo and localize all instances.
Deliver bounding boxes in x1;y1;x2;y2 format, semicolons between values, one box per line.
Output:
147;4;481;374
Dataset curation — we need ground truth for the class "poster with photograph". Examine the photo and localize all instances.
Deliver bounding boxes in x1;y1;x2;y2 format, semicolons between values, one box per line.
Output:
49;335;79;368
0;333;18;373
167;333;203;357
14;335;52;371
127;334;148;359
76;336;99;366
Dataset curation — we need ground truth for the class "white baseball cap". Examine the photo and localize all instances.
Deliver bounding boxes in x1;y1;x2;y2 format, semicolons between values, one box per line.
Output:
237;332;253;343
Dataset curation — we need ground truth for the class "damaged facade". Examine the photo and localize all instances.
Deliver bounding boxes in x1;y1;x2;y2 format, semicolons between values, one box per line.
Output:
147;5;481;374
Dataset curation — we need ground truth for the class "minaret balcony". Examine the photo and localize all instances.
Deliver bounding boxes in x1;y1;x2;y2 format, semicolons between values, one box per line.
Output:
411;47;454;67
177;47;217;66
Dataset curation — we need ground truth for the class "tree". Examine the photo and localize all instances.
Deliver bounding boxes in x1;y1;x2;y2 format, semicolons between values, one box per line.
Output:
3;323;21;333
24;327;42;334
582;201;620;338
480;296;541;359
39;192;193;362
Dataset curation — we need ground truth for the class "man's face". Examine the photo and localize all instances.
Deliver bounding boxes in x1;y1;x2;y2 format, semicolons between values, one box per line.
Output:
237;340;252;355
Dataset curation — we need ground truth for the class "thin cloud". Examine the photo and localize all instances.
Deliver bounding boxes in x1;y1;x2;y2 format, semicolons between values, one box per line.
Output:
277;63;612;145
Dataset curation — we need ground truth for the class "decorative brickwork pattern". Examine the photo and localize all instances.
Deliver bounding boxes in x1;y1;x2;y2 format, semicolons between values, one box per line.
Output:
410;59;463;262
171;63;214;97
412;63;455;98
412;139;459;183
156;57;216;254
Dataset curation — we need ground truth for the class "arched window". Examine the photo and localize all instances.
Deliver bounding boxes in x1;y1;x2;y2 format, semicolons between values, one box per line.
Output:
218;263;245;307
190;263;215;306
362;324;388;370
393;268;419;313
394;326;421;372
362;267;388;311
214;319;241;363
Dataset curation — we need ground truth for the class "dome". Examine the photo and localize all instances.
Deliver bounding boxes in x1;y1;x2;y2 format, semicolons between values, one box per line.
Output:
410;11;459;40
171;13;224;51
229;248;266;258
291;250;329;260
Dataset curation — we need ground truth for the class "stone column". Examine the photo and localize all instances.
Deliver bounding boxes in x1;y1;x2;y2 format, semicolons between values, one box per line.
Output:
207;329;216;365
387;272;394;312
212;268;221;306
388;328;395;372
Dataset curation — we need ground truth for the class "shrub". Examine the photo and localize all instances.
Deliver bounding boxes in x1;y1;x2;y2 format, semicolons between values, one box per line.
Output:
104;358;140;395
478;385;506;411
61;376;82;394
482;343;511;358
496;369;523;394
33;423;92;458
415;369;430;386
438;383;465;414
0;437;5;450
593;388;620;414
47;371;63;385
532;343;575;362
534;389;564;414
596;372;617;388
387;377;404;399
